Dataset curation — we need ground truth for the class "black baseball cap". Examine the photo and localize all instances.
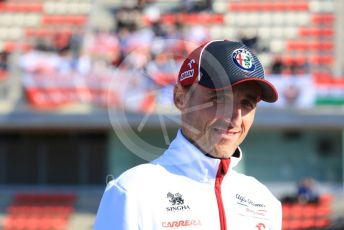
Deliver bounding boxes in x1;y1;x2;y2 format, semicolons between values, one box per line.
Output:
178;40;278;103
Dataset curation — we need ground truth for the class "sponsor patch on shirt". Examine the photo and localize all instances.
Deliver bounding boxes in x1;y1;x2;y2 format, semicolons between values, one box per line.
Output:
161;219;202;228
236;194;266;208
165;192;191;212
236;193;268;219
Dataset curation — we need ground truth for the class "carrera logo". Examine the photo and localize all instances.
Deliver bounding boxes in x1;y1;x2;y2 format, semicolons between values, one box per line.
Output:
162;219;202;228
166;192;190;212
180;69;194;81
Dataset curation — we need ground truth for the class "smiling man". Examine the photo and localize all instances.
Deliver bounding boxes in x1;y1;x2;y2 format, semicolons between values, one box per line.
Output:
94;40;282;230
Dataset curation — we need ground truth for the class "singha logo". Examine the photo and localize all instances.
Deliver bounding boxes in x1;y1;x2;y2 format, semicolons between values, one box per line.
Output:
167;192;184;205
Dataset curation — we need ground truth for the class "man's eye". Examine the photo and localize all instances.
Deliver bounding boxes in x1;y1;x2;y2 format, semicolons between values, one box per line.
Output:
242;100;254;109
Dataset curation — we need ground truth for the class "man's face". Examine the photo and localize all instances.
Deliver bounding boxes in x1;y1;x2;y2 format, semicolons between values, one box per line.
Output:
176;82;260;158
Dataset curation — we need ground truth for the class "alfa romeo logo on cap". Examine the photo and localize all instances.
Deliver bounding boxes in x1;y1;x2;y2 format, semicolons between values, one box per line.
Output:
232;48;256;72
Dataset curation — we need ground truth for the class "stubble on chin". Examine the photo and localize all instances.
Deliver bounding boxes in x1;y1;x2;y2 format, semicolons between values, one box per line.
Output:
212;144;236;158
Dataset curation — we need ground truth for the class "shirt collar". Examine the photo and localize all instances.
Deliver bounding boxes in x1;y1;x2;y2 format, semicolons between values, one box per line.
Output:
153;129;242;182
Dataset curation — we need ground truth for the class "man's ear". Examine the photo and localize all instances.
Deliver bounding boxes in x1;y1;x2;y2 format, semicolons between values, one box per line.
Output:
173;84;187;111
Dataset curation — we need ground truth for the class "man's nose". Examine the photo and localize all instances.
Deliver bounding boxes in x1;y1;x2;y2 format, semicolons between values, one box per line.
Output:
217;102;242;125
231;104;242;126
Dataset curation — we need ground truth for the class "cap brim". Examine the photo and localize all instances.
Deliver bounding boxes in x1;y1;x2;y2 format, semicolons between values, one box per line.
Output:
232;78;278;103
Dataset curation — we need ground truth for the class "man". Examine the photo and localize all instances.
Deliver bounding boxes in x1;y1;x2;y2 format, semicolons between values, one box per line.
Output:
94;40;282;229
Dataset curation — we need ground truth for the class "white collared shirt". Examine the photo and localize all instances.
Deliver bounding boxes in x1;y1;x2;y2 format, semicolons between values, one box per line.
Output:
94;130;282;230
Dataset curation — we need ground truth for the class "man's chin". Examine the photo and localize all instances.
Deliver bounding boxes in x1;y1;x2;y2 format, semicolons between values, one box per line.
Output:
212;144;237;158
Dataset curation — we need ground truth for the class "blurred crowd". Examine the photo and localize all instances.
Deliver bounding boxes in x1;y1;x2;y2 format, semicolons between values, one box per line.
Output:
0;50;8;79
282;177;320;205
0;1;317;109
17;5;213;111
19;6;212;77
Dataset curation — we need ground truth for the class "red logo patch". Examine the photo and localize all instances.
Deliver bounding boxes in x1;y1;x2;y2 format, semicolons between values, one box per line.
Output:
256;222;266;230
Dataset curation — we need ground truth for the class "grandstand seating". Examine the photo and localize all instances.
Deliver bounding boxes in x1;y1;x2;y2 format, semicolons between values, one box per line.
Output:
282;194;332;230
311;14;335;24
224;0;335;78
144;13;224;25
41;15;87;25
228;1;309;12
298;28;334;37
0;2;43;13
0;0;91;53
0;0;336;80
3;193;76;230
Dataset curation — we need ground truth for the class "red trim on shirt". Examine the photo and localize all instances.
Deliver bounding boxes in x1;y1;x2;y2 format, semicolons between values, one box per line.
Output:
215;158;230;230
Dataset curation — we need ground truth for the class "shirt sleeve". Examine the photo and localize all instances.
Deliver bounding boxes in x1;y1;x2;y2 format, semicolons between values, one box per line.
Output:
94;181;139;230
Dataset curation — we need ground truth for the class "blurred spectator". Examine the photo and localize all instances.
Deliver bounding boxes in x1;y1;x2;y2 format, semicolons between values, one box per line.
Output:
146;52;177;85
271;56;285;74
297;177;319;204
184;25;210;52
114;7;140;32
77;51;92;75
151;20;167;37
53;33;72;52
0;51;9;72
282;177;319;204
109;48;124;68
56;47;77;75
137;0;146;11
239;31;259;53
0;51;8;80
181;0;212;12
69;29;84;59
16;2;213;110
271;56;310;75
283;84;301;105
181;0;194;12
35;38;55;52
290;59;309;75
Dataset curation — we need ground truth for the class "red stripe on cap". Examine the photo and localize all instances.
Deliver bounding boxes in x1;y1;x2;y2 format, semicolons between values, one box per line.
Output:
178;45;202;86
178;40;223;87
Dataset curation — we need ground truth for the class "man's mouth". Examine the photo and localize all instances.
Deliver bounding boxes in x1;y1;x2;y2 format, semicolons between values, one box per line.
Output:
213;127;240;138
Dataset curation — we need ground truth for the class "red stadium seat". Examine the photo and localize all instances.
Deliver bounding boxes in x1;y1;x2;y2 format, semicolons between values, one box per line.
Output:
0;2;43;12
4;193;76;230
42;15;87;25
312;14;335;24
4;41;30;52
315;218;331;228
149;13;224;25
319;193;333;204
287;219;303;230
286;41;334;51
228;1;308;11
299;28;334;37
282;56;306;66
310;55;333;65
0;70;8;80
282;194;333;230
